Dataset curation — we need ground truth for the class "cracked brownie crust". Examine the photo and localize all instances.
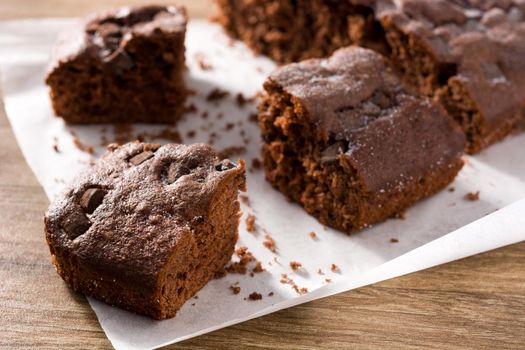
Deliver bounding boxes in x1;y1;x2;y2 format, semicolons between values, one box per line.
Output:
45;5;188;124
259;47;464;233
45;142;246;319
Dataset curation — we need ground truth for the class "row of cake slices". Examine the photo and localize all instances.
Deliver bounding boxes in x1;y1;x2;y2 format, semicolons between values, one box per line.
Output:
43;3;523;319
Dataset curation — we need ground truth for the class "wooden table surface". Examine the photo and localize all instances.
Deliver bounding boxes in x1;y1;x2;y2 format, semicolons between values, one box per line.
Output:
1;1;524;349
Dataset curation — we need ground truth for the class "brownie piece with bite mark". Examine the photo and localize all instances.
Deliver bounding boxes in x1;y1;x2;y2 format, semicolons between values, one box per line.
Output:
259;47;464;233
45;142;246;319
45;5;187;124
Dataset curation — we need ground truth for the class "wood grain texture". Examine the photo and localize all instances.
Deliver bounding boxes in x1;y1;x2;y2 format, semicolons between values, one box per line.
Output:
1;1;524;349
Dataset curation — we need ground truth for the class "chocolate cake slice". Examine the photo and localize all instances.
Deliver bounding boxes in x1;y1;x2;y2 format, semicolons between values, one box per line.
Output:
45;5;187;124
259;47;464;233
216;0;525;153
45;142;246;319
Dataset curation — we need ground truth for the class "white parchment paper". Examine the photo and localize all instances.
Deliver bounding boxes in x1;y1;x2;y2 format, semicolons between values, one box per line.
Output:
1;19;524;350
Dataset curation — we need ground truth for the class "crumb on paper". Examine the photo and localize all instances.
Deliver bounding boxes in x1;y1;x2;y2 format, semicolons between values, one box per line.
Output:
465;191;480;201
206;88;229;102
309;231;317;240
317;268;324;275
250;158;262;172
448;187;455;192
246;214;256;233
289;261;302;271
268;292;274;297
230;285;241;295
72;135;94;154
248;292;262;301
325;278;332;283
186;130;196;139
263;234;276;253
252;261;264;273
248;112;258;123
390;238;399;243
240;194;250;206
185;103;198;114
331;263;340;273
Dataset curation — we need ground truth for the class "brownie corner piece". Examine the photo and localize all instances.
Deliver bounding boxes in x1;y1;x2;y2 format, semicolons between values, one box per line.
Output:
45;5;188;124
378;1;525;153
44;142;246;319
259;46;464;233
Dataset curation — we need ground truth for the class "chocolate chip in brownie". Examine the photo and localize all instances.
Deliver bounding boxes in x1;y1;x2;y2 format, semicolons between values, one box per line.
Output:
80;188;107;214
61;209;91;239
129;151;154;165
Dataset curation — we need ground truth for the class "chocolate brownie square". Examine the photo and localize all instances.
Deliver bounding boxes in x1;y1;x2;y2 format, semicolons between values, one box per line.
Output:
45;142;246;319
259;47;464;233
378;0;525;153
45;5;188;124
213;0;387;63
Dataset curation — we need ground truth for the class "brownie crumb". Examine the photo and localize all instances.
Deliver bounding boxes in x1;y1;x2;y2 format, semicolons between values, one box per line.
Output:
317;268;324;275
206;88;229;102
214;269;227;279
289;261;302;271
390;238;399;243
248;113;258;123
252;261;264;273
72;134;94;154
185;103;198;114
331;264;340;273
239;195;250;206
248;292;262;300
52;137;60;153
465;191;480;201
245;214;256;232
251;158;262;171
263;234;276;253
201;111;209;119
225;122;235;131
268;292;274;297
193;52;212;71
230;285;241;295
186;130;196;139
236;93;247;107
325;278;332;283
448;187;455;192
309;231;317;240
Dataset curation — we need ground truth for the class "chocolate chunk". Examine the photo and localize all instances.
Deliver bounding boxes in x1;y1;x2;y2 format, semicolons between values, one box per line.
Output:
320;142;346;164
215;159;237;171
62;209;91;240
80;188;107;214
129;151;154;165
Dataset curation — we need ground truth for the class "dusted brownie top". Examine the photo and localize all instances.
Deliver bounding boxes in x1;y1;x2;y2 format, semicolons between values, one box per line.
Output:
45;142;245;289
377;0;525;126
47;5;187;74
266;46;464;192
